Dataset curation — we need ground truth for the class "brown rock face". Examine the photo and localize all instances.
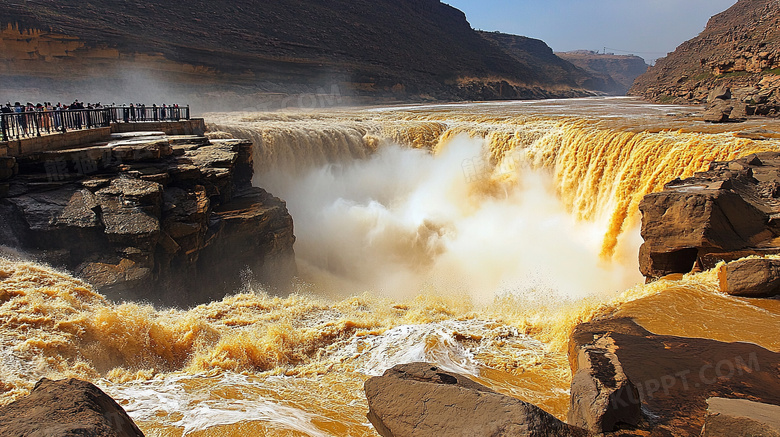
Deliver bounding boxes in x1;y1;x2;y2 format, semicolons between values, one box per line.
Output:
0;134;296;306
702;397;780;437
569;318;780;436
718;258;780;297
639;152;780;280
364;362;581;437
629;0;780;117
702;99;734;123
0;378;144;437
568;335;641;433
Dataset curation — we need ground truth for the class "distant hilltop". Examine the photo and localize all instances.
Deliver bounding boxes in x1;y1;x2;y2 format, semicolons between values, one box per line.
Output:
0;0;618;108
556;51;649;95
629;0;780;116
478;32;625;96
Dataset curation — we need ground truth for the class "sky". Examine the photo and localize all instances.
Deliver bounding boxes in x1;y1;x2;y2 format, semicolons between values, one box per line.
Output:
445;0;738;64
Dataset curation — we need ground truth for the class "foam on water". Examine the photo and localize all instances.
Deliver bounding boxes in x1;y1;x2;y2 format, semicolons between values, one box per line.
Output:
103;373;328;436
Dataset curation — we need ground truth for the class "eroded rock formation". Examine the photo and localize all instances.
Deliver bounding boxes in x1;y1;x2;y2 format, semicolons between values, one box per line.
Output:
639;152;780;280
0;132;296;306
0;378;144;437
568;335;641;433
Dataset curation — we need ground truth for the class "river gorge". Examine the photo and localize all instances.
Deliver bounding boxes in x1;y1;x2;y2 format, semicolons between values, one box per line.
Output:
1;97;779;436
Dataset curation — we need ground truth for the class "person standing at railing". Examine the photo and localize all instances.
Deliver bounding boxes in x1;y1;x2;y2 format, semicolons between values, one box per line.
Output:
0;103;11;141
42;103;52;133
72;100;84;129
26;103;36;136
140;103;146;121
53;103;62;130
14;102;26;136
152;104;158;121
85;103;94;128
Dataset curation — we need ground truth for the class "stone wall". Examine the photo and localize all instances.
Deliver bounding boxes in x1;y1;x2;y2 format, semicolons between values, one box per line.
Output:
2;127;111;157
1;119;206;158
110;119;206;136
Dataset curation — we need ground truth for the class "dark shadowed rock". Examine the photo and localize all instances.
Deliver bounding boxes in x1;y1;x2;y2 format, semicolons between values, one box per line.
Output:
701;397;780;437
0;378;144;437
364;362;582;437
569;318;780;436
568;335;641;433
719;258;780;297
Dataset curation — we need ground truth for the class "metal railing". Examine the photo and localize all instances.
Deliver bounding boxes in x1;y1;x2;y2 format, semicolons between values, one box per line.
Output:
0;105;191;142
1;108;112;142
108;105;190;124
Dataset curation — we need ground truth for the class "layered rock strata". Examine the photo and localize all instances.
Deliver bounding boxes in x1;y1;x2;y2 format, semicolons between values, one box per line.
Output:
0;131;296;306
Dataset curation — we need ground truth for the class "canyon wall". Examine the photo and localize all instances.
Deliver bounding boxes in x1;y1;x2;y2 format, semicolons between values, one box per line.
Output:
629;0;780;115
0;0;605;106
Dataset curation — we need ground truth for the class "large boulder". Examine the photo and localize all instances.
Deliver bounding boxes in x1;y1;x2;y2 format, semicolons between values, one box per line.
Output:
639;152;780;280
702;99;733;123
568;335;641;433
0;378;144;437
701;397;780;437
569;318;780;436
718;258;780;297
364;362;581;437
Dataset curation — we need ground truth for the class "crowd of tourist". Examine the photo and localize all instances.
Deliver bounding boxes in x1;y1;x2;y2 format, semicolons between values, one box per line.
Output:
0;100;188;141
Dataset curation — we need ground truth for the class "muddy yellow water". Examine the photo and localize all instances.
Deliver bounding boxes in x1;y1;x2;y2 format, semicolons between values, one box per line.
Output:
2;98;780;436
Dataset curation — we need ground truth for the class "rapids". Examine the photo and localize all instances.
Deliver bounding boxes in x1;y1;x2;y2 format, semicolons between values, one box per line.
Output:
2;97;780;436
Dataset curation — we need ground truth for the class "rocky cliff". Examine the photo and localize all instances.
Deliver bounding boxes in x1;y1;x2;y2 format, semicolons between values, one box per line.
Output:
639;151;780;281
0;131;296;307
629;0;780;116
556;51;649;95
0;0;601;106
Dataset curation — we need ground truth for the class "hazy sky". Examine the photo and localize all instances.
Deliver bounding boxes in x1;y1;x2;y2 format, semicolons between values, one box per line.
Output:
445;0;738;64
